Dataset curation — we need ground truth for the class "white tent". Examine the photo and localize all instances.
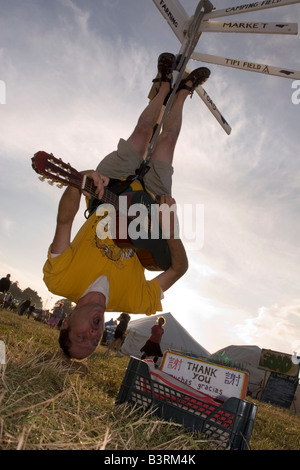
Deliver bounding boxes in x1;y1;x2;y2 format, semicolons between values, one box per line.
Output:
211;345;268;396
121;312;210;359
211;344;300;414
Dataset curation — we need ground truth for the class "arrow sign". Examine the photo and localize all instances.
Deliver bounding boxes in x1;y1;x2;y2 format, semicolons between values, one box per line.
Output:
199;21;298;34
191;51;300;79
152;0;189;42
184;66;231;134
196;85;232;134
203;0;300;19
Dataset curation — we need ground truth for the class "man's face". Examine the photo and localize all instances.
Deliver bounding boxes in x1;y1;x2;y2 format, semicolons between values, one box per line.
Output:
63;303;104;359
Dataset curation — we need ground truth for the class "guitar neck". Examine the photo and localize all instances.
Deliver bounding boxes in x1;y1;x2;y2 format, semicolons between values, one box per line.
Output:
81;174;119;208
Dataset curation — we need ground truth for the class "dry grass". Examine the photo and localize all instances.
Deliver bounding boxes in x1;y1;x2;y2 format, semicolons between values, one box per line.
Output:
0;310;299;451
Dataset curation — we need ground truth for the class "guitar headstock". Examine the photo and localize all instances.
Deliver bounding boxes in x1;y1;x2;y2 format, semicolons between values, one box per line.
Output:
32;151;82;189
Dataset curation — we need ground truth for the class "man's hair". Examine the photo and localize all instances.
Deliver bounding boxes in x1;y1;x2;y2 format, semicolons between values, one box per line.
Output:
120;312;131;321
58;326;72;357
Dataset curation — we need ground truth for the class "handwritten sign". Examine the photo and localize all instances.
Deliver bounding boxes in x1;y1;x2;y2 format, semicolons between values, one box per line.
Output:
259;349;299;376
160;351;249;401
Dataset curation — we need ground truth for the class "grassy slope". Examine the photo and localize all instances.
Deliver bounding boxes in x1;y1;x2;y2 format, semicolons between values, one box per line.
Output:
0;310;299;451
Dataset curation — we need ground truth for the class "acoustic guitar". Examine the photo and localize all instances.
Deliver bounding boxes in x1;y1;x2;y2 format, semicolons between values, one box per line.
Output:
31;151;171;271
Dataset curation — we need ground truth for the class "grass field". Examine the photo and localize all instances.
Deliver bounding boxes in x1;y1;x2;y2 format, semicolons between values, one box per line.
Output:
0;309;299;451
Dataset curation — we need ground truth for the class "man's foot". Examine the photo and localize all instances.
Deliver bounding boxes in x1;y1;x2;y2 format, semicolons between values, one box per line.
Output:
156;52;176;84
115;351;123;357
103;349;110;357
177;67;211;95
148;52;176;101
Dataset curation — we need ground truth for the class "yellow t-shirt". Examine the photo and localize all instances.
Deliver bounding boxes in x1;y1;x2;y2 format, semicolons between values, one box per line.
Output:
43;211;162;315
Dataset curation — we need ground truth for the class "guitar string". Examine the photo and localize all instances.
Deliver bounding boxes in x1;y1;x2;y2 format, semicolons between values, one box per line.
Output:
83;176;155;231
83;176;119;207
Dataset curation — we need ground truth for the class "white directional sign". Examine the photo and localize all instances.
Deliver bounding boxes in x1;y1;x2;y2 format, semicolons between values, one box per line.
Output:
191;51;300;79
199;20;298;34
196;85;232;135
203;0;300;20
152;0;189;42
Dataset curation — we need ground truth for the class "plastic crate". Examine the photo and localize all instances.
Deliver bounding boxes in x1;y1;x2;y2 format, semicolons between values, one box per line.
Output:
116;357;257;450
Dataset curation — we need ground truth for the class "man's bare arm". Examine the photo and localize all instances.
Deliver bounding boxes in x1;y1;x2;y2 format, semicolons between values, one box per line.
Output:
154;195;188;292
51;185;82;255
155;237;188;292
51;171;109;255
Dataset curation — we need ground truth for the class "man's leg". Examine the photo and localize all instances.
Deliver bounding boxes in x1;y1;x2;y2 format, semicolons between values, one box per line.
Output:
126;53;175;158
96;53;175;180
149;87;189;168
115;338;123;356
126;81;171;158
150;67;210;168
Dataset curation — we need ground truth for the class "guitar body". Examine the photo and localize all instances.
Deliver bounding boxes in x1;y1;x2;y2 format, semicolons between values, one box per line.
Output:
32;151;171;271
111;190;171;271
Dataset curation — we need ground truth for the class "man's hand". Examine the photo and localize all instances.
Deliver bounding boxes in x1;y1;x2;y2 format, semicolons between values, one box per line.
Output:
81;170;110;200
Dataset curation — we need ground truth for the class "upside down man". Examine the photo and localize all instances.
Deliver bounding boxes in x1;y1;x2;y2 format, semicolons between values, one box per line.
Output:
43;53;210;359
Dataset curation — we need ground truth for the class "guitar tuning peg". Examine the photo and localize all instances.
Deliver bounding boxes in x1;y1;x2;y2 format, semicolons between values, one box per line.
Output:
39;176;45;181
48;180;54;186
56;183;64;189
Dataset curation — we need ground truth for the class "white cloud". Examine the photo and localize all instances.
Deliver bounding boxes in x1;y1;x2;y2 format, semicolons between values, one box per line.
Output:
233;301;300;354
1;218;14;235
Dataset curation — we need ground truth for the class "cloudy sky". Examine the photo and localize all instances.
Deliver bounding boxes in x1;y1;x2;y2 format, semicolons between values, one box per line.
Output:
1;0;300;355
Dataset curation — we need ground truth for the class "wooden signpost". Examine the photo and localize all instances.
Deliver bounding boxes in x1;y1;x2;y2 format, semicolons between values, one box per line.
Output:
152;0;300;134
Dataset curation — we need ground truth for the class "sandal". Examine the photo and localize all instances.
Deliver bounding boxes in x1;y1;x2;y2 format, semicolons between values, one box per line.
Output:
148;53;176;101
177;67;211;95
154;52;176;85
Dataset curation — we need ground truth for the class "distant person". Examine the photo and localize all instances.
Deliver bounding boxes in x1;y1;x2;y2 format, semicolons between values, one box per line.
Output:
140;316;166;364
48;302;63;327
3;291;13;310
105;318;117;328
102;318;117;344
0;274;11;293
104;313;131;357
18;298;31;316
0;292;5;309
27;303;36;319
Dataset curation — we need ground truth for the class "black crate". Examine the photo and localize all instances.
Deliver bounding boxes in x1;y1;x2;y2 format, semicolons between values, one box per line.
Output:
116;357;257;450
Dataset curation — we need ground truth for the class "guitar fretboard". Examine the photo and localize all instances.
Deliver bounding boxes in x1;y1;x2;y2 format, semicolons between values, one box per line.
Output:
82;175;120;209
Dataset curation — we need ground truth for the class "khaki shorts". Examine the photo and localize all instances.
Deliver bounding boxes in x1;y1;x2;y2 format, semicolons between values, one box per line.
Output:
96;139;173;196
